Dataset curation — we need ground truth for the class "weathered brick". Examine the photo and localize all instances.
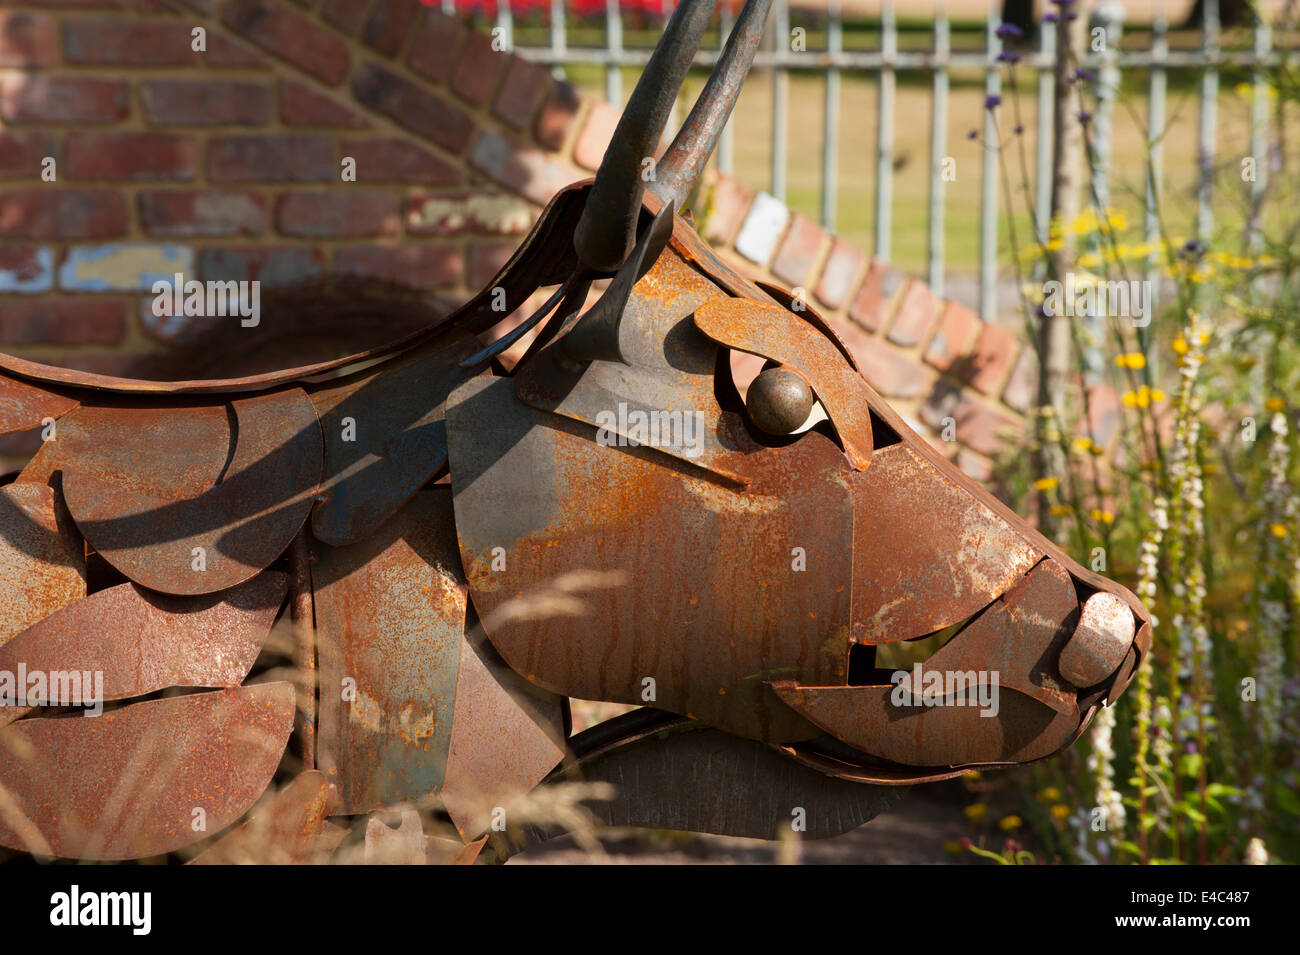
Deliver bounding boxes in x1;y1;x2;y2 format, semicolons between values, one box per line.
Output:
141;79;273;125
320;0;369;35
406;10;466;86
334;244;461;289
208;134;336;182
955;400;1020;458
771;213;826;289
66;132;197;181
924;300;979;372
533;80;580;151
58;243;193;292
1001;345;1038;413
841;325;935;399
466;241;515;290
406;191;534;235
0;244;52;292
0;299;126;345
886;279;939;348
469;130;578;207
197;245;325;287
0;73;129;123
364;0;421;57
352;61;472;154
493;56;548;131
450;28;503;106
223;0;351;86
0;130;55;178
956;449;994;483
275;191;400;237
0;13;57;67
814;236;865;311
734;192;791;267
208;34;269;69
280;79;367;127
0;188;127;239
967;321;1018;395
572;101;618;172
63;18;197;66
702;173;753;246
139;190;267;237
847;258;904;333
1085;383;1120;450
340;137;461;184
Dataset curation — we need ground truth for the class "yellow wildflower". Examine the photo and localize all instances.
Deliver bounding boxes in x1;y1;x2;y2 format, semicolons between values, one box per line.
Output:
1074;436;1096;453
1032;476;1060;492
1266;397;1286;413
1270;524;1289;539
1037;787;1062;802
964;803;989;823
1090;508;1116;524
1049;504;1073;517
1115;353;1147;370
1172;337;1189;356
999;815;1023;832
1050;804;1070;822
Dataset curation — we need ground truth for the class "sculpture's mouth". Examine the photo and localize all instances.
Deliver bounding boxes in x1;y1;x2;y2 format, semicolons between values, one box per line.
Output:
770;555;1149;779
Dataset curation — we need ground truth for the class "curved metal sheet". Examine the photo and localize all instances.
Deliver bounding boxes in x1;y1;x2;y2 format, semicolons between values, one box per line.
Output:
60;388;322;596
0;573;287;703
438;620;567;840
189;769;345;865
447;374;852;744
849;444;1042;644
921;559;1080;715
525;718;901;844
0;482;86;646
771;683;1079;768
312;489;466;815
695;297;873;470
308;333;477;546
0;375;77;436
0;682;295;860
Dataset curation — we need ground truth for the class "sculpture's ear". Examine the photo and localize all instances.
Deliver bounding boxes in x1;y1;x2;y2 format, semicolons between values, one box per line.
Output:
559;200;677;366
695;298;874;470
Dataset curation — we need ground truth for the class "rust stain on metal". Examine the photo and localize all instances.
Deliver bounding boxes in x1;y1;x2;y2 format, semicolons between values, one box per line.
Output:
59;388;322;595
0;683;294;859
0;482;86;646
190;769;345;865
0;376;77;436
0;573;285;703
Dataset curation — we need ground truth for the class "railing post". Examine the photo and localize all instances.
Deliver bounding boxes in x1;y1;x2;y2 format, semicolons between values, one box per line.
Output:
1143;0;1168;372
1034;14;1055;250
927;3;949;296
1247;16;1271;252
1196;0;1220;243
874;0;896;262
772;0;789;202
549;0;566;79
979;0;1001;321
821;0;842;231
605;0;624;107
718;2;736;175
1084;0;1123;386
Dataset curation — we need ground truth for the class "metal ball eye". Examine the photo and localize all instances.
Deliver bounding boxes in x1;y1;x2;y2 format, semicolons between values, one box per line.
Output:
746;366;815;435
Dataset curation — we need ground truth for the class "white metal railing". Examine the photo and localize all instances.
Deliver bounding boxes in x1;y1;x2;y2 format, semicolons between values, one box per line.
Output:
448;0;1283;320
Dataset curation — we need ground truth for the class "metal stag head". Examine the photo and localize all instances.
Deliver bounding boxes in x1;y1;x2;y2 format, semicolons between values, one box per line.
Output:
451;0;1152;783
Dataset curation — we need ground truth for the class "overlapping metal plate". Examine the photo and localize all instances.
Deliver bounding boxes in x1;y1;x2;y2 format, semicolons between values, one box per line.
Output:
52;389;322;595
0;683;294;859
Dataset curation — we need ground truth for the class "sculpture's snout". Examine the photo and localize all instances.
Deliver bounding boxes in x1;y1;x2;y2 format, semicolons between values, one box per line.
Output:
1059;591;1136;688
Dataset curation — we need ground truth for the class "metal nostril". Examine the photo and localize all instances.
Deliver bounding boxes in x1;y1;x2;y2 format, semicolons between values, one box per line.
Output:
1059;592;1135;687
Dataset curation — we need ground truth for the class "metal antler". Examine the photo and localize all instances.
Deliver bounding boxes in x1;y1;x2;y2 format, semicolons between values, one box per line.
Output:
573;0;716;274
651;0;773;208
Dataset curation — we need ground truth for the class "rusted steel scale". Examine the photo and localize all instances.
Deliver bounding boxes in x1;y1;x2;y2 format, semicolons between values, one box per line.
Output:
0;0;1149;863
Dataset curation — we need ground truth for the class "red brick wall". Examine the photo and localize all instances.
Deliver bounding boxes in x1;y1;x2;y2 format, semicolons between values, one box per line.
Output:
0;0;1052;482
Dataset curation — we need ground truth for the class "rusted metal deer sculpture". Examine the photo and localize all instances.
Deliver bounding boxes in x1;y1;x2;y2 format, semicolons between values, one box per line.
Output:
0;0;1148;863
